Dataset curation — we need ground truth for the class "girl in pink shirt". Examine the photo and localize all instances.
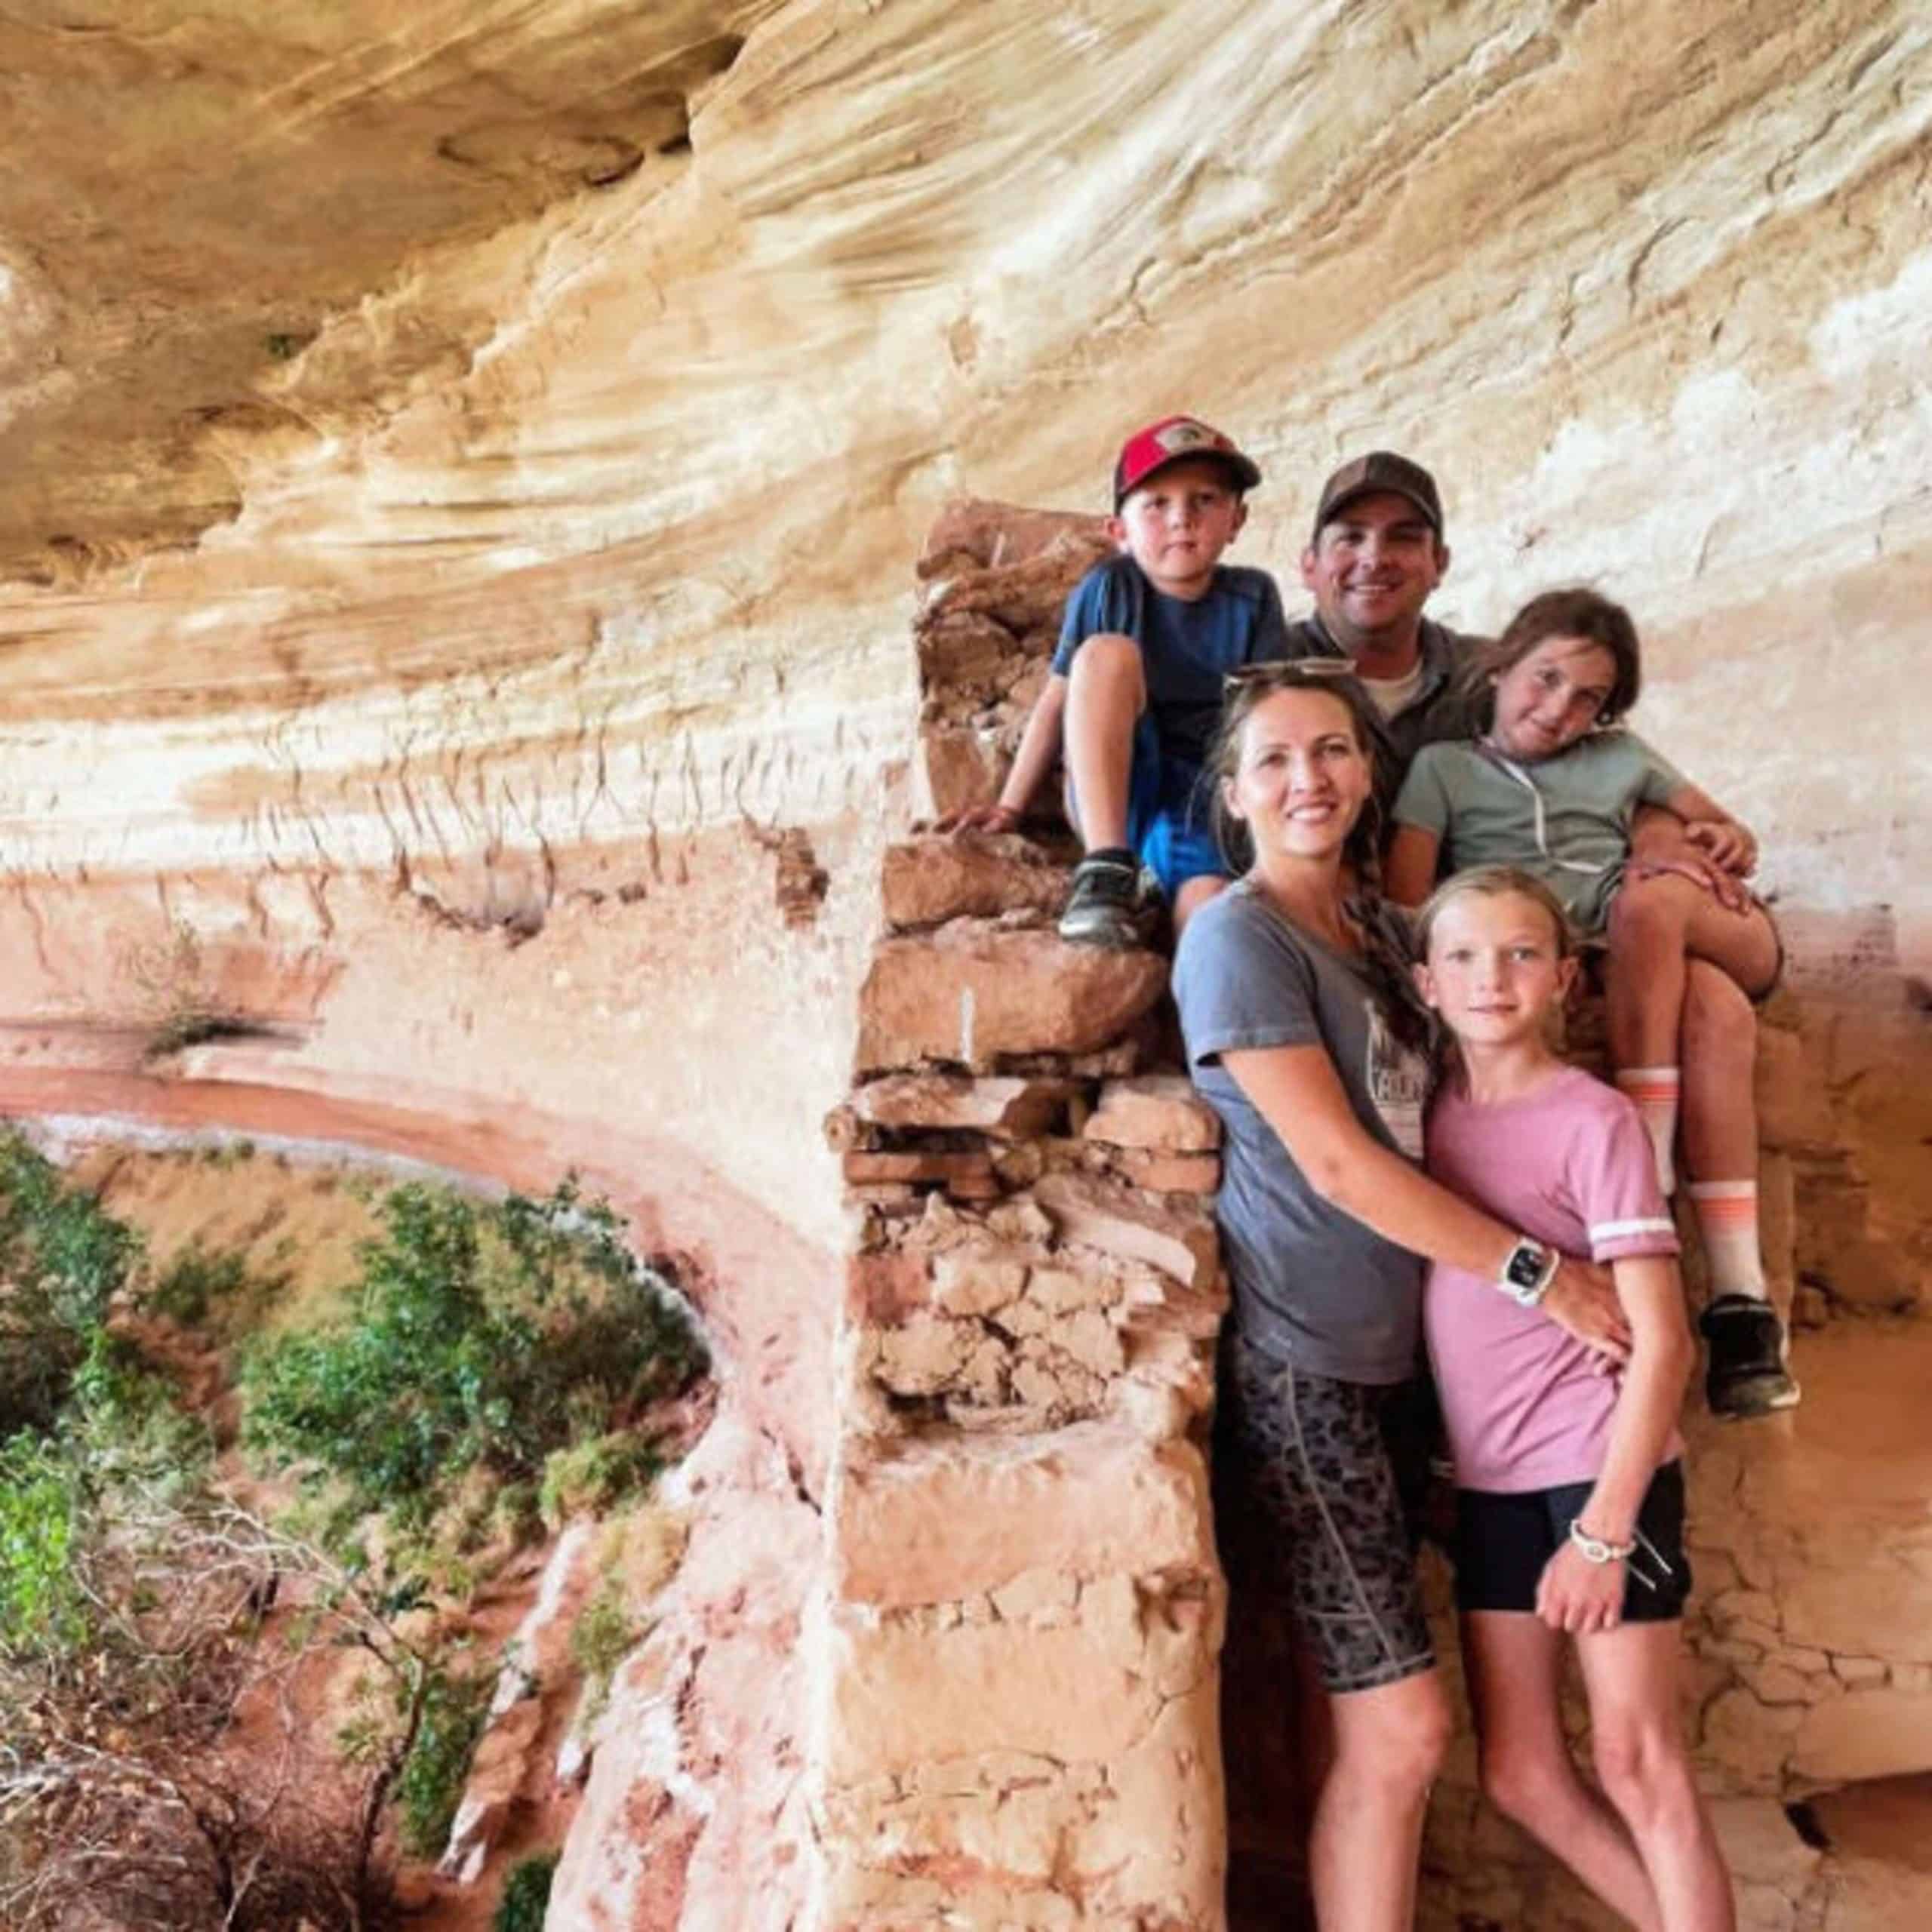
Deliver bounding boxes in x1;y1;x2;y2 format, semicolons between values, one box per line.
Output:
1414;866;1736;1932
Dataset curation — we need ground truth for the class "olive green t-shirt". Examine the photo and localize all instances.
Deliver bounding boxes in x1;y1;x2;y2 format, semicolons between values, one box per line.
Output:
1393;730;1685;932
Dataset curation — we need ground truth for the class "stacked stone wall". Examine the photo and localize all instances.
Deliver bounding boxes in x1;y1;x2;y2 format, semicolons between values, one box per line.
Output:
811;506;1231;1927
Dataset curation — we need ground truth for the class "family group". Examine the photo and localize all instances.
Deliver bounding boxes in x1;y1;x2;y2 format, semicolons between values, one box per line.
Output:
949;416;1793;1930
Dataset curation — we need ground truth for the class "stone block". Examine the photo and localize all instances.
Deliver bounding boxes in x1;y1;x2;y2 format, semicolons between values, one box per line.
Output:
844;1149;996;1188
852;1072;1077;1138
916;725;1007;822
879;833;1067;928
917;611;1023;704
919;545;1109;637
1754;1020;1829;1150
930;1245;1030;1315
1707;1796;1823;1894
1081;1073;1221;1152
1759;1148;1796;1309
856;923;1168;1072
869;1313;1007;1403
918;499;1111;579
833;1422;1211;1610
822;1582;1215;1780
1696;1684;1804;1792
846;1249;932;1322
1792;1689;1932;1783
1113;1149;1223;1194
1034;1171;1219;1293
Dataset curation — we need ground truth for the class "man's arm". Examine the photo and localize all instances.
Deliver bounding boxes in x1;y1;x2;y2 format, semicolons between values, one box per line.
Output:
1384;825;1441;907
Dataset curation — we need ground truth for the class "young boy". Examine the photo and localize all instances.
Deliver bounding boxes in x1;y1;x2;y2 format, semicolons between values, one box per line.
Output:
952;415;1287;948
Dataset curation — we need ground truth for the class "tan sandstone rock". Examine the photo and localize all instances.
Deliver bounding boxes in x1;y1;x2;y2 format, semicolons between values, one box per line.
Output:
1082;1073;1223;1153
878;833;1069;928
833;1422;1211;1611
856;924;1168;1071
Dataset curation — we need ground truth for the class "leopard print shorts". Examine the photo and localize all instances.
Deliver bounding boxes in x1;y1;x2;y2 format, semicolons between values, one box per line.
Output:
1215;1332;1436;1694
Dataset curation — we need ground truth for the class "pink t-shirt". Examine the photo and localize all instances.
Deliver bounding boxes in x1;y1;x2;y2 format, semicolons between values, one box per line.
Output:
1424;1064;1681;1493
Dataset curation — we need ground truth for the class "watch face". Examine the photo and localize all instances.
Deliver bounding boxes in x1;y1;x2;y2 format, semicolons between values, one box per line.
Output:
1505;1242;1546;1291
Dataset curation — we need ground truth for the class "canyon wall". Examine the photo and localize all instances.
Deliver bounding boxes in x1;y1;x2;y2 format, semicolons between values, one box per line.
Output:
0;1;1927;1926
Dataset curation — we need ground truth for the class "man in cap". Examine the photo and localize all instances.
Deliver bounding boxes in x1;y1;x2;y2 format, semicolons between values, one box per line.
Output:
1284;451;1482;805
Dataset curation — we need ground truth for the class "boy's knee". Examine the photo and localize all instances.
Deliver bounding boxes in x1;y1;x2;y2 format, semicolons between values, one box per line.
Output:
1681;961;1755;1061
1066;630;1145;694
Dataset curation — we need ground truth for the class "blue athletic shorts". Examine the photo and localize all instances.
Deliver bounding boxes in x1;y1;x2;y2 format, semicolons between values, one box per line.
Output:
1066;715;1226;901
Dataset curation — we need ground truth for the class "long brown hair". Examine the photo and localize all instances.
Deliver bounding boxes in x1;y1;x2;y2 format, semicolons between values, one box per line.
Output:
1205;662;1432;1054
1464;586;1644;728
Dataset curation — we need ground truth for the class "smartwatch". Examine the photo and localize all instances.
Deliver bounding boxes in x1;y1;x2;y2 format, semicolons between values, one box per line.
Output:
1498;1235;1559;1307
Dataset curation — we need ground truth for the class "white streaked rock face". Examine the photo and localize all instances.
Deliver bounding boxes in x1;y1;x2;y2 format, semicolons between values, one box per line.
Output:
0;1;1922;932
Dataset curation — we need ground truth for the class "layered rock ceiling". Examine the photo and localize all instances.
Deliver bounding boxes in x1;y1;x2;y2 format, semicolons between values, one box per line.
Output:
0;1;1928;1928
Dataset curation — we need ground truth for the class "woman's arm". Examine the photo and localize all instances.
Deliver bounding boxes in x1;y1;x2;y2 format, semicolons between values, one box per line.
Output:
1534;1253;1695;1634
1220;1041;1629;1358
1383;824;1441;907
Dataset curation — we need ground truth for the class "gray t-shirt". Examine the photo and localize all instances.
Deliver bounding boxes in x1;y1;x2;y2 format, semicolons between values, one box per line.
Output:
1392;729;1686;934
1173;881;1432;1383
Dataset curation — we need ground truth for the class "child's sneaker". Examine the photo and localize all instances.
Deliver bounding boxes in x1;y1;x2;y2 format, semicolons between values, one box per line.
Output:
1699;1294;1801;1418
1057;853;1153;949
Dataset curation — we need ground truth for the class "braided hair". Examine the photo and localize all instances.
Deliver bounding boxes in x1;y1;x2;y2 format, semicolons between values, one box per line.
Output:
1204;662;1435;1058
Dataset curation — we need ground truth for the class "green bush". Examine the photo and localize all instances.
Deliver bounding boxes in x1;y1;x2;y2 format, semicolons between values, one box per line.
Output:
494;1852;560;1932
539;1431;661;1527
241;1179;703;1534
0;1133;143;1435
568;1577;640;1727
144;1239;256;1327
63;1327;211;1491
394;1663;491;1859
0;1435;85;1658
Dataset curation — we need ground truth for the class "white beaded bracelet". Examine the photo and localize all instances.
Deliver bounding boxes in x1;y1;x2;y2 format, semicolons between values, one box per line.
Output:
1567;1520;1636;1565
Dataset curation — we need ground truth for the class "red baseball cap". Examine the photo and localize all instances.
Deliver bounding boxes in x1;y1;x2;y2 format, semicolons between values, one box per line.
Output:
1112;414;1263;509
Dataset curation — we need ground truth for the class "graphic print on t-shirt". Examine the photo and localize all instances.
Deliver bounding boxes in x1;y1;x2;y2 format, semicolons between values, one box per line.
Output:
1365;1007;1429;1160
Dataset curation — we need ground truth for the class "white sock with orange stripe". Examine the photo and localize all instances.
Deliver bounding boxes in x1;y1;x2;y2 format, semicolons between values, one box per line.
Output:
1616;1066;1681;1196
1687;1180;1768;1302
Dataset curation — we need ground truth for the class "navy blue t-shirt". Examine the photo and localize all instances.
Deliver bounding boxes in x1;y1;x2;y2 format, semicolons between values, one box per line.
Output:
1051;556;1288;770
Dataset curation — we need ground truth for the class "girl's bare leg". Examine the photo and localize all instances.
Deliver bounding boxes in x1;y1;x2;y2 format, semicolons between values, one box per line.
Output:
1678;964;1761;1183
1462;1612;1662;1929
1577;1623;1737;1931
1309;1666;1453;1932
1605;873;1778;1075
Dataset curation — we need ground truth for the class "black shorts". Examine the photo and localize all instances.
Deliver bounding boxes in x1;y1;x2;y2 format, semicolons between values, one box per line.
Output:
1215;1334;1435;1695
1455;1460;1691;1623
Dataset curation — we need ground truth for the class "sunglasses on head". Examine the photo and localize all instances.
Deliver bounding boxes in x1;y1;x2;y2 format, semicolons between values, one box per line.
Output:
1223;657;1364;691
